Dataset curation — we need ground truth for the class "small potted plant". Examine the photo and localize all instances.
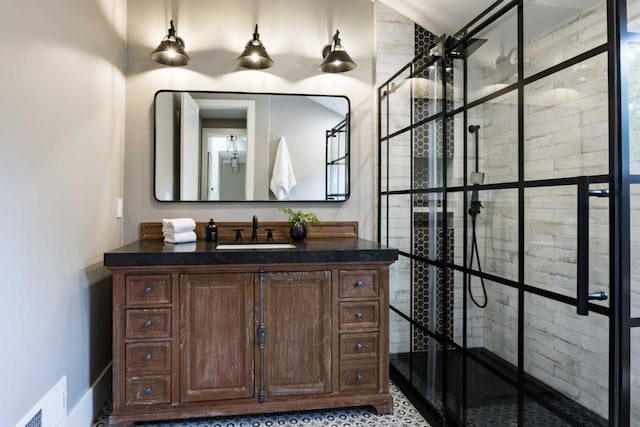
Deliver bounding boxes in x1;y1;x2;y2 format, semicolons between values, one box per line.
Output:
280;208;319;241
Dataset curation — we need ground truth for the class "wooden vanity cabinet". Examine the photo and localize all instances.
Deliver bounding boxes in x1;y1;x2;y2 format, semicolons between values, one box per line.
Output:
109;263;391;427
263;270;332;397
180;272;255;402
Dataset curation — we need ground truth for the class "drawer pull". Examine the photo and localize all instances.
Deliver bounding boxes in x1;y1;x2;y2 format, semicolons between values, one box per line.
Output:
144;286;152;294
355;342;363;350
355;280;364;288
144;352;152;361
144;320;153;328
144;385;152;395
355;373;363;381
355;311;363;319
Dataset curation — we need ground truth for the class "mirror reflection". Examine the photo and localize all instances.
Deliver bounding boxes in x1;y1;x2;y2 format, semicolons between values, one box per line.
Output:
154;90;350;202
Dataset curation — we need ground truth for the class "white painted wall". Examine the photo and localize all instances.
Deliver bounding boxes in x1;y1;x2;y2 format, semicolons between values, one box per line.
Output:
124;0;375;241
0;1;126;426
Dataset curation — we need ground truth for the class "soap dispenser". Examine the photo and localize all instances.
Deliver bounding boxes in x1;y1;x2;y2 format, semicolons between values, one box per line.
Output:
206;218;218;242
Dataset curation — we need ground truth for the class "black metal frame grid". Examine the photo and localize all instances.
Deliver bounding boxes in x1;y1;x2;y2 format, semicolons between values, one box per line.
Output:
325;115;350;200
377;0;634;425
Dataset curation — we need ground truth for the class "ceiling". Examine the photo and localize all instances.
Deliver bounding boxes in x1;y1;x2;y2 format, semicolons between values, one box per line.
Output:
377;0;604;37
378;0;497;35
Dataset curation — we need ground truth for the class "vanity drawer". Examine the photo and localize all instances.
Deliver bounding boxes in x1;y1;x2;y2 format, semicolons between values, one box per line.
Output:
339;332;378;360
339;302;379;330
126;274;171;306
339;270;379;299
339;362;379;392
126;342;171;374
125;375;171;405
126;308;171;339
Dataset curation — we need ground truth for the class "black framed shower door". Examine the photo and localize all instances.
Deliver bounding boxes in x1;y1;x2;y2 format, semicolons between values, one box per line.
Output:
377;0;630;425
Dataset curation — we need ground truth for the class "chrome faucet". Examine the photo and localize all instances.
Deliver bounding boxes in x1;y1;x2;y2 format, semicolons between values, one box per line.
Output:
251;215;258;241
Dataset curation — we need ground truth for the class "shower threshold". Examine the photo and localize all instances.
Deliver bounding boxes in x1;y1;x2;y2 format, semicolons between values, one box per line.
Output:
390;347;607;427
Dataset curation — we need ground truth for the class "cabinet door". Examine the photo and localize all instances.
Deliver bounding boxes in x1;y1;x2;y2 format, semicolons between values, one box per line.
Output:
263;271;332;396
180;273;254;402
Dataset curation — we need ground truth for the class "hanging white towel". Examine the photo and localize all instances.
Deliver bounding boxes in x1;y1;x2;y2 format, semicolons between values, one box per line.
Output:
161;218;196;233
270;137;297;200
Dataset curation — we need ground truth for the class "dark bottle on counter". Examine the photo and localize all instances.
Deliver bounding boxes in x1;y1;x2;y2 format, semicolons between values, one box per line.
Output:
206;218;218;242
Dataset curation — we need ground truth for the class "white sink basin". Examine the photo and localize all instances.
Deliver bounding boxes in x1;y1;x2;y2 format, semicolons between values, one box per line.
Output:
216;243;296;250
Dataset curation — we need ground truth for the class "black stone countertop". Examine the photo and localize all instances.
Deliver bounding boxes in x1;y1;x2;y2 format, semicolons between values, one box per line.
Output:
104;238;398;267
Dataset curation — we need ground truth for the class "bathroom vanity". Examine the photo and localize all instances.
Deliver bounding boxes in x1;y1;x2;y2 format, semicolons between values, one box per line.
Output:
104;222;397;426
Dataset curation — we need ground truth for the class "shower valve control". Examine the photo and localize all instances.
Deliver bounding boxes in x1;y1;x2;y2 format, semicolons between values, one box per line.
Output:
470;172;485;185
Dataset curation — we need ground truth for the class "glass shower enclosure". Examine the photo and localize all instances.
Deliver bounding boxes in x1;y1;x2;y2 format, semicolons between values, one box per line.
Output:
378;0;640;425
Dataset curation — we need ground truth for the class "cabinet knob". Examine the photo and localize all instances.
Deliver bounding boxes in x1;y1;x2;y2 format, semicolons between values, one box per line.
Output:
355;373;363;381
144;385;152;395
144;320;153;328
355;280;364;288
144;286;152;294
355;342;363;350
145;352;152;361
355;311;363;319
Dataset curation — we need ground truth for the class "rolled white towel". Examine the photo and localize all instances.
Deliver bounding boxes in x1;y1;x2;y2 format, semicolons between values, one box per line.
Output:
162;218;196;233
163;231;197;244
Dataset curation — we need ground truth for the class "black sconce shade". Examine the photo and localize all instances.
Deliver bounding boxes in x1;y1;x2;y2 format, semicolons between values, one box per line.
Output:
236;25;274;69
319;30;356;73
150;20;191;66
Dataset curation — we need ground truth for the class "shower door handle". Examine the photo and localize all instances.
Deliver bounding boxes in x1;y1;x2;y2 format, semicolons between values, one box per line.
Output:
576;176;589;315
576;176;609;315
588;291;608;301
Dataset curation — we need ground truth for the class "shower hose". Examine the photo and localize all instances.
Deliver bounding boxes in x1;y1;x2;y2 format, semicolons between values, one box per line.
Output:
468;199;488;308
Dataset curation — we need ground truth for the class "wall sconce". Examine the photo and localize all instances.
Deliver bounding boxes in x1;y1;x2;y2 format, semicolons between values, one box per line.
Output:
319;30;356;73
226;135;238;152
236;25;274;69
150;20;191;66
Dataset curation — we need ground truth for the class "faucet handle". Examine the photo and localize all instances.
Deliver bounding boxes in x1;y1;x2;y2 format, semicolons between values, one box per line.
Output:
233;228;243;241
265;228;274;241
251;216;259;241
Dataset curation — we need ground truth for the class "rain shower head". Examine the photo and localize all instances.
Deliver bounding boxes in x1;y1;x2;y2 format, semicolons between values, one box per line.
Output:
446;36;487;59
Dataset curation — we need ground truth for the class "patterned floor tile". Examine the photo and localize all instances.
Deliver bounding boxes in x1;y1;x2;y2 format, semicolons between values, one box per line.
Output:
93;383;429;427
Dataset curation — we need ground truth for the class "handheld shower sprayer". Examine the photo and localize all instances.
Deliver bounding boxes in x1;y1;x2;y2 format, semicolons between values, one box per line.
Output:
468;124;484;214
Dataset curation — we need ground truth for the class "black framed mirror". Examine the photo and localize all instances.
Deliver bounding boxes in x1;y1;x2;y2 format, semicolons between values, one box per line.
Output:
154;90;350;202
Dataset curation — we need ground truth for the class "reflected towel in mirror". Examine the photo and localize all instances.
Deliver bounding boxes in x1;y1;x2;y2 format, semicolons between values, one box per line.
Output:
270;137;297;200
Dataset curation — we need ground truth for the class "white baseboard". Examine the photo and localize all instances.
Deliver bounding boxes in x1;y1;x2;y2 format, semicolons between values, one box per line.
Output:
65;363;112;427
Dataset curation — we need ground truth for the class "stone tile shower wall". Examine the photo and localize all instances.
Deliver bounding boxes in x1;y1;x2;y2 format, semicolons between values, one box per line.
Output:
376;3;416;355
